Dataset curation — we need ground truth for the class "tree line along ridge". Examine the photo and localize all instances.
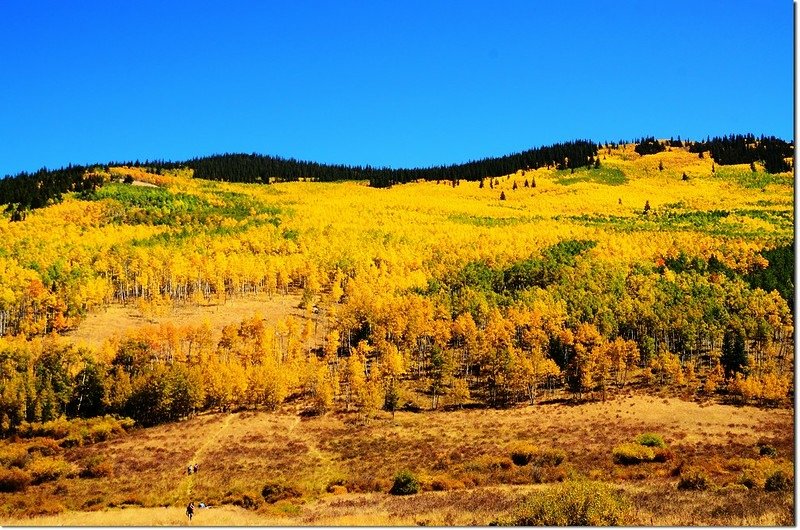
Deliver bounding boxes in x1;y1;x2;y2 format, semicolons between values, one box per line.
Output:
0;134;792;219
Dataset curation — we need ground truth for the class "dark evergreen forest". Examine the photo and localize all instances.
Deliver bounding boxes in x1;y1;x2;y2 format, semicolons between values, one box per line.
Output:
0;135;791;216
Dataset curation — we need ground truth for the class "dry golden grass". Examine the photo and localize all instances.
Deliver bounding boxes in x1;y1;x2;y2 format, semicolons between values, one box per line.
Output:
0;394;792;525
64;292;320;350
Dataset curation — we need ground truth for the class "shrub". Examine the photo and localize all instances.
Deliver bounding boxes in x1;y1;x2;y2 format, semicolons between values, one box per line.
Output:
530;448;566;467
0;444;30;468
677;468;711;490
514;480;630;525
612;443;655;465
764;470;792;492
27;457;76;484
80;456;114;478
0;467;32;492
738;471;757;489
430;477;465;491
652;447;674;463
261;481;302;503
87;422;114;443
25;438;61;457
636;433;666;448
531;465;567;484
231;493;262;510
390;470;420;495
758;444;777;458
510;442;538;466
328;485;348;495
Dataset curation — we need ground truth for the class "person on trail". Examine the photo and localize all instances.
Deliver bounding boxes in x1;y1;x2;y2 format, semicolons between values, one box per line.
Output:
193;463;198;474
187;466;192;475
186;502;194;521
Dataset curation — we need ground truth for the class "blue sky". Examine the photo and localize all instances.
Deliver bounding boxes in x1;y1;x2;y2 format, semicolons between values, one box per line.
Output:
0;0;793;176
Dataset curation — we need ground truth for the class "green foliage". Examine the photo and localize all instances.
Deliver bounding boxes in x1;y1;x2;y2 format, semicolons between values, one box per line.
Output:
554;166;627;186
389;469;420;495
448;214;541;228
83;183;281;228
745;244;794;307
612;443;655;465
677;468;711;490
514;480;630;525
636;433;666;448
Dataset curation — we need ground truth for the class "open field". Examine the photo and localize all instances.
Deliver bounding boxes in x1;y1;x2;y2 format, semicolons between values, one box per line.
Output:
64;293;320;350
0;394;792;526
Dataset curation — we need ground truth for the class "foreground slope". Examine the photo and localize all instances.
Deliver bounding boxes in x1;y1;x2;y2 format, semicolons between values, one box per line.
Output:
0;395;792;526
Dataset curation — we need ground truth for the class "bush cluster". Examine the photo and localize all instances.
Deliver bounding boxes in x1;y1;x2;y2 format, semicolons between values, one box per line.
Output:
79;456;114;478
509;443;565;467
636;433;666;448
613;433;672;465
17;416;134;447
0;467;32;492
514;480;630;525
261;481;302;503
612;443;655;465
764;470;792;492
390;470;420;496
677;468;711;490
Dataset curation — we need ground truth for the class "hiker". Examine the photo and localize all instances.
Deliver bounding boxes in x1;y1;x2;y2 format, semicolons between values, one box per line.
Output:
186;502;194;521
193;463;198;474
187;466;192;475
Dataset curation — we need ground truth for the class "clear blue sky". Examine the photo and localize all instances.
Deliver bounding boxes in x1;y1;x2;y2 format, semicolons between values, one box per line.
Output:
0;0;793;176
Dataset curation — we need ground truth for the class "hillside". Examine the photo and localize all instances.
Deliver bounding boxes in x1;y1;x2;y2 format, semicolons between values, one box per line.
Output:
0;396;793;526
0;139;793;525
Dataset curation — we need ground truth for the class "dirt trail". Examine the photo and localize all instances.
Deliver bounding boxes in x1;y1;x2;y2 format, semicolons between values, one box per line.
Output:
181;413;236;501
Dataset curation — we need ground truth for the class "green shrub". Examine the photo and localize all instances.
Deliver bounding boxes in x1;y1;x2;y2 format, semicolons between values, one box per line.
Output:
0;467;32;492
612;443;655;465
677;468;711;490
764;470;792;492
636;433;666;448
390;470;420;495
514;480;630;525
